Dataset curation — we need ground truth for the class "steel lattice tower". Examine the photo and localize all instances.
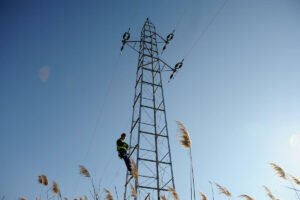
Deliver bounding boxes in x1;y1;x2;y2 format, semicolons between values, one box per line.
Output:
120;18;183;200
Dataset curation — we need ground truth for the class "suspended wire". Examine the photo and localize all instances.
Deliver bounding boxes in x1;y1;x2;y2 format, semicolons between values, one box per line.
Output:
83;58;121;163
71;6;138;194
100;3;144;189
173;2;189;30
107;164;123;188
72;53;122;194
183;0;230;59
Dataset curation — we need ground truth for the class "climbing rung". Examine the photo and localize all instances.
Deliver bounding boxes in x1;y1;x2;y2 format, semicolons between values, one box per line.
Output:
141;105;165;112
138;158;171;165
138;185;168;191
140;130;168;138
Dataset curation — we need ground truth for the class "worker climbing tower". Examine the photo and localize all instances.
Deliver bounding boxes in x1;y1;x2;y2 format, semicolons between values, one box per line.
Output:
120;18;183;200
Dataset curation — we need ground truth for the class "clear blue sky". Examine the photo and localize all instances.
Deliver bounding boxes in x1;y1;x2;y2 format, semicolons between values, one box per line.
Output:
1;0;300;199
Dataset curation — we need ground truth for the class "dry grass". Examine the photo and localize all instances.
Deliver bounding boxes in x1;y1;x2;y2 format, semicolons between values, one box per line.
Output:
104;189;113;200
239;194;254;200
168;187;179;200
215;183;232;197
19;197;27;200
38;175;48;186
130;159;138;181
176;121;192;148
79;165;91;178
263;185;279;200
161;194;167;200
130;183;137;198
270;163;286;180
52;181;60;195
292;176;300;185
200;192;208;200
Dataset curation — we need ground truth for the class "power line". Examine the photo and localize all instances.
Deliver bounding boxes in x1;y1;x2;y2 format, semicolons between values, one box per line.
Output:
72;53;121;195
184;0;230;59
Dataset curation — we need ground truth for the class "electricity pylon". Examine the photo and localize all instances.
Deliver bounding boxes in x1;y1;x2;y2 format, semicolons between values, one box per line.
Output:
120;18;183;200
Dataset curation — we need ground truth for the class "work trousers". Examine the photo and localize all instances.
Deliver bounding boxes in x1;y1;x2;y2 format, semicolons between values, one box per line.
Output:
119;151;132;172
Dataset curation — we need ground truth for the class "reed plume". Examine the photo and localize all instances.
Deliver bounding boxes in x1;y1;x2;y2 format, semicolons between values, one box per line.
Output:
104;189;113;200
291;176;300;185
79;165;99;200
238;194;254;200
168;187;179;200
288;175;300;200
176;121;195;200
263;186;279;200
200;192;208;200
161;194;167;200
79;165;91;178
130;183;137;197
38;175;48;186
215;183;232;197
269;164;300;200
52;181;60;194
52;180;62;199
177;121;191;148
270;163;286;179
130;159;138;181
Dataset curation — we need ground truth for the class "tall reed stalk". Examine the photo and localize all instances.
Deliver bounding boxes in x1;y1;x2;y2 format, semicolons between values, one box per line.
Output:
270;163;300;200
177;121;195;200
215;183;232;200
79;165;99;200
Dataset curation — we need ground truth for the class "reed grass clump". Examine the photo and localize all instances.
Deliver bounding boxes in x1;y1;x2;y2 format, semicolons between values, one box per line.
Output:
104;189;113;200
38;175;48;186
177;121;192;148
176;121;195;200
52;181;60;195
215;183;232;197
263;185;279;200
239;194;254;200
130;183;137;198
168;187;179;200
292;176;300;185
269;162;300;199
79;165;91;178
200;192;208;200
130;159;138;181
270;163;286;179
79;165;99;200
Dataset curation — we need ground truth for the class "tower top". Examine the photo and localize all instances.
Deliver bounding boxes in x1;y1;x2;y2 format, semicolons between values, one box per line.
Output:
120;19;184;81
